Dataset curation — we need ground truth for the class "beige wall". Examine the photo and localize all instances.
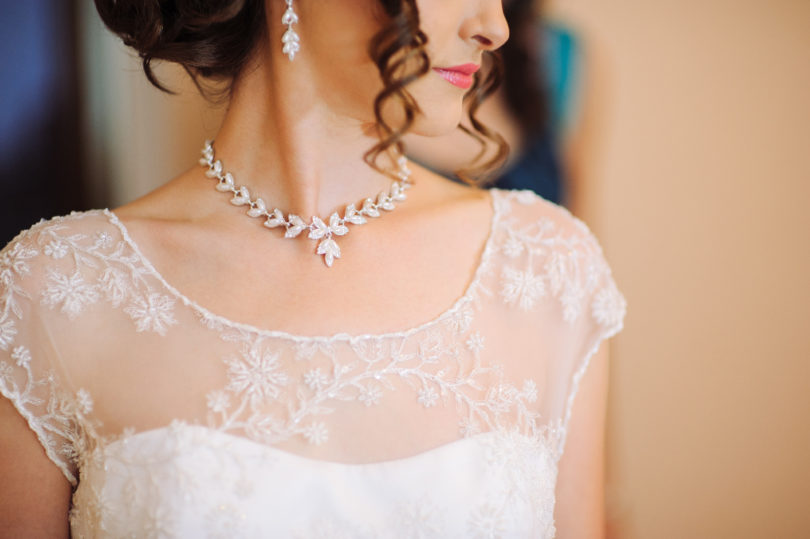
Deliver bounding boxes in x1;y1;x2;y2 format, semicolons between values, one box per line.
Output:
546;0;810;537
82;1;810;537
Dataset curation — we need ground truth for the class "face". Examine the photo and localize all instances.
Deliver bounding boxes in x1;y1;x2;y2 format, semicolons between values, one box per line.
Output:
407;0;510;135
288;0;509;137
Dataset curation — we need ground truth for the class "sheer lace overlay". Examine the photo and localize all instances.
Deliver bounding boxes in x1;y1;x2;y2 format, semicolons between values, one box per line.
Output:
0;189;625;537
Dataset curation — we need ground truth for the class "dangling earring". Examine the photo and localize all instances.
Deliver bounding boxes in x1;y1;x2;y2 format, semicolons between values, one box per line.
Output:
281;0;300;61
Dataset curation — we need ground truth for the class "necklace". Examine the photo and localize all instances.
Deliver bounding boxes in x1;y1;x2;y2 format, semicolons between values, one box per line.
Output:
199;140;413;267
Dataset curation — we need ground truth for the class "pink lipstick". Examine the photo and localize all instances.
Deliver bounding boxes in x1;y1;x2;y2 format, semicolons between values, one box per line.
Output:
433;63;480;90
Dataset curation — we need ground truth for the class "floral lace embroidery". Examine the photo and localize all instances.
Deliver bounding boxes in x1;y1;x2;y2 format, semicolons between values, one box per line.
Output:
1;191;625;537
124;293;177;335
497;195;616;324
206;323;542;447
30;214;178;333
592;281;626;329
0;231;98;485
193;192;625;449
492;190;626;330
392;498;446;538
5;195;624;458
72;422;266;537
481;428;559;536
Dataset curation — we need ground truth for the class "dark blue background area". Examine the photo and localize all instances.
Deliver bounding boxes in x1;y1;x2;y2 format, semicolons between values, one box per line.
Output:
0;0;86;244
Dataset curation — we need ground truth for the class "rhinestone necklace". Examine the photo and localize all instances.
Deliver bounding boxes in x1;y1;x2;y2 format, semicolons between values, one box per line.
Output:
199;140;413;267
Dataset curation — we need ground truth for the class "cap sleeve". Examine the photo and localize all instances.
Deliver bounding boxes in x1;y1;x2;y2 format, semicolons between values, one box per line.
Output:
488;190;626;457
0;223;97;486
554;213;626;454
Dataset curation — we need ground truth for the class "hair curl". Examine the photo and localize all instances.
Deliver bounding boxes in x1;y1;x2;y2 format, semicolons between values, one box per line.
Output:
93;0;508;183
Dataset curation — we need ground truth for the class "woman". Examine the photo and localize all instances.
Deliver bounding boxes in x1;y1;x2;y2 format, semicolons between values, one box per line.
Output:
0;0;625;536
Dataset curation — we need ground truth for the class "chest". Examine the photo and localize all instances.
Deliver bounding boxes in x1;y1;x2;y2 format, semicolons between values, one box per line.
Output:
128;205;492;337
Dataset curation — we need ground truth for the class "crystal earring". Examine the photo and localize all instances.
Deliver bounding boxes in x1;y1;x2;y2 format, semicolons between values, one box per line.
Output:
281;0;300;61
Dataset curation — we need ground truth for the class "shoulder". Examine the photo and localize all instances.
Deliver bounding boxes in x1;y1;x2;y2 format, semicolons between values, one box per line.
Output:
487;188;626;333
2;209;123;282
0;209;137;322
2;209;121;260
2;209;113;278
0;210;122;486
490;188;602;254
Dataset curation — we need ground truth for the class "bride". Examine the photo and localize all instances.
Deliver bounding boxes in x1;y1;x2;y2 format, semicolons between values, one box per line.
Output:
0;0;625;536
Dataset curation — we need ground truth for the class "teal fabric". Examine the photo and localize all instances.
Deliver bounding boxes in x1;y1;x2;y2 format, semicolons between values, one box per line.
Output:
542;22;581;138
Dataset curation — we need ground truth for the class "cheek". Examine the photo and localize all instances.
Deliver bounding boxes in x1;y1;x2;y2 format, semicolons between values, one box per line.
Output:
405;40;470;136
371;48;467;137
415;0;463;42
304;0;467;131
407;76;467;137
403;3;468;134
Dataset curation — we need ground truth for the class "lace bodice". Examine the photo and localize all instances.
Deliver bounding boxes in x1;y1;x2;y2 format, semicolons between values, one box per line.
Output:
0;189;625;537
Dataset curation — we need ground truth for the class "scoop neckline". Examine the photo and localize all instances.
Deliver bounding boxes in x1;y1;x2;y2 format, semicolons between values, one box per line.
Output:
102;189;504;342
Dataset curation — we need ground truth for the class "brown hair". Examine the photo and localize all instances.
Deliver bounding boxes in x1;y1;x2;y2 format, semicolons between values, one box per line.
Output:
93;0;508;183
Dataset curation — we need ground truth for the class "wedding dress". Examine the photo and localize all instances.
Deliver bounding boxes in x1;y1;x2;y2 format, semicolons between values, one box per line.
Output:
0;189;625;538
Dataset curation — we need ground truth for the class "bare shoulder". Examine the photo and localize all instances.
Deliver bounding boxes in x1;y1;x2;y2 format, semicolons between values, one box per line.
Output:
108;168;231;267
111;167;210;224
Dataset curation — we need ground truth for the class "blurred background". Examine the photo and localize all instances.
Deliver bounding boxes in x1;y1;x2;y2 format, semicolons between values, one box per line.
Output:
1;0;808;537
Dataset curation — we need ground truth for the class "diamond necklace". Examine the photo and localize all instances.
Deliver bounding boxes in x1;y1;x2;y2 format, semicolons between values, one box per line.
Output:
199;140;413;267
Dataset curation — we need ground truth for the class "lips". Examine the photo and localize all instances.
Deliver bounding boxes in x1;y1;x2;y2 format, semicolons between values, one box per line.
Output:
433;63;480;90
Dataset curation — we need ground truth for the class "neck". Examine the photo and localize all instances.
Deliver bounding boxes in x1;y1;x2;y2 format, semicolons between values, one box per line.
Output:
209;43;398;218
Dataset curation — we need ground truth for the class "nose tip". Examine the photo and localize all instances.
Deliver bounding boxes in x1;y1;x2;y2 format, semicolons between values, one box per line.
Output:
468;2;510;52
486;23;510;50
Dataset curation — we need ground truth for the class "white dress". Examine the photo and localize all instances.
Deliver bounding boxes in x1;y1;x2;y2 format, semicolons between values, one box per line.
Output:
0;189;625;538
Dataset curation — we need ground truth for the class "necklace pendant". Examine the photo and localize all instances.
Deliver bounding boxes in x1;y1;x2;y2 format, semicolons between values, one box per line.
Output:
316;236;341;267
308;213;349;267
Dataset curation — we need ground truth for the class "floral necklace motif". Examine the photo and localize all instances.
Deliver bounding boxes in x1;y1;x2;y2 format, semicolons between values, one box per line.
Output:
199;140;412;267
